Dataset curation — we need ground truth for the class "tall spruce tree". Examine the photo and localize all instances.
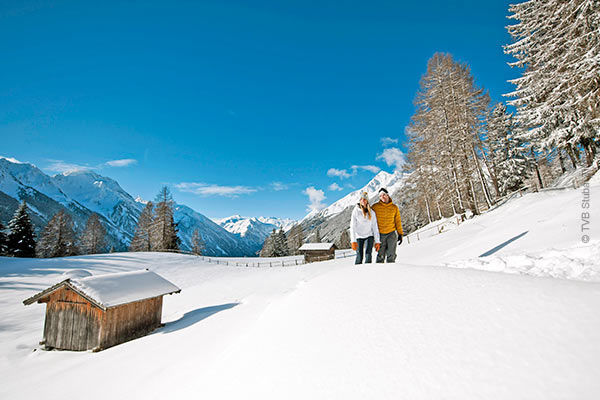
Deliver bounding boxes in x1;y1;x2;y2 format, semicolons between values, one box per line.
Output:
272;229;289;257
487;103;529;195
151;187;179;251
36;210;78;258
80;213;107;255
130;201;154;252
504;0;600;166
7;201;36;258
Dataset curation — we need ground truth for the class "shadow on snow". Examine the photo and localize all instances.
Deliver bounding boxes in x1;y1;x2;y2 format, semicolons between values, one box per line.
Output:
159;303;240;334
479;231;529;257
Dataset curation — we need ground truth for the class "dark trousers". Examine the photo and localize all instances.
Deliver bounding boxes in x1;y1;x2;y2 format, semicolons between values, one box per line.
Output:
355;236;374;264
377;231;398;263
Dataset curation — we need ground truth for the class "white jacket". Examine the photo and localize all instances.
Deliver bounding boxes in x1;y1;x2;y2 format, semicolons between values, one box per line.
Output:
350;205;380;243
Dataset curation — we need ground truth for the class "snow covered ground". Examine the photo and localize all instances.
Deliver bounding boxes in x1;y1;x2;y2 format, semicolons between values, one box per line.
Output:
1;173;599;399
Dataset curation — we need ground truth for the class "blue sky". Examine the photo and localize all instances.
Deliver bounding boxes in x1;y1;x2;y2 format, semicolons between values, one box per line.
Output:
0;0;516;220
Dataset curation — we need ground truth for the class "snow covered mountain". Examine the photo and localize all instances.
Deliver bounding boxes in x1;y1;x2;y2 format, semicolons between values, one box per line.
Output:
303;170;410;222
300;169;411;242
0;157;272;256
215;215;297;255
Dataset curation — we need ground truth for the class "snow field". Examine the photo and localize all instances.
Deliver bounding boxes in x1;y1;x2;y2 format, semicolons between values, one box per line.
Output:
0;172;599;399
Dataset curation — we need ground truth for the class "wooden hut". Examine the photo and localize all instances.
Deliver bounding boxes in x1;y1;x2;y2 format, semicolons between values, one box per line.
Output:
298;243;338;263
23;270;180;352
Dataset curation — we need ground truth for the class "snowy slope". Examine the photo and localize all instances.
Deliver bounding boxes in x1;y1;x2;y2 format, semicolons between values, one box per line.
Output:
53;170;143;238
1;175;599;399
0;157;272;256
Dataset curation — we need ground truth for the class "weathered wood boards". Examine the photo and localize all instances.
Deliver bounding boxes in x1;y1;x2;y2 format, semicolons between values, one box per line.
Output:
24;270;180;351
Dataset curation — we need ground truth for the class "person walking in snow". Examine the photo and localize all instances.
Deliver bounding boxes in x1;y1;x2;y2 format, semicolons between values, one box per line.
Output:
371;188;403;263
350;191;381;264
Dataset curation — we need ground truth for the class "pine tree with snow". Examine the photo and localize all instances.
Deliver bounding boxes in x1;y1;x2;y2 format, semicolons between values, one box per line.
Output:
36;210;78;258
191;229;205;256
504;0;600;166
6;201;36;258
272;229;289;257
0;221;8;255
80;213;107;255
151;187;179;252
130;201;154;252
487;103;529;195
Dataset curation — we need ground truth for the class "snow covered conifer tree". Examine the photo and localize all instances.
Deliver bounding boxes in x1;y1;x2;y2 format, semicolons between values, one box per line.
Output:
273;229;289;257
80;213;107;255
191;229;205;255
0;221;8;255
151;187;179;251
6;201;36;258
504;0;600;166
36;210;78;258
487;103;529;195
130;201;154;252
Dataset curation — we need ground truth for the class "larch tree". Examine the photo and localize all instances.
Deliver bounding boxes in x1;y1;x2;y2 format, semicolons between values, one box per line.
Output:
129;201;154;252
36;210;78;258
260;229;277;257
191;229;205;256
338;229;351;249
151;187;179;252
286;224;304;255
80;213;107;255
6;201;36;258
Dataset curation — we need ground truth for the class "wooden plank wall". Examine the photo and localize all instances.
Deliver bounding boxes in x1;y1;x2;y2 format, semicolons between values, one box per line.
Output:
98;296;163;350
42;288;102;351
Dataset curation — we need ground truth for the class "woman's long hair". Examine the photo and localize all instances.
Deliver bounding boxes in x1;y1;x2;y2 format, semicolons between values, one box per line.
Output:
359;200;372;220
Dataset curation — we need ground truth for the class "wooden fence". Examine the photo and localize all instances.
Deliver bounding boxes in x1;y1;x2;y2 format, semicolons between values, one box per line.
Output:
164;249;356;268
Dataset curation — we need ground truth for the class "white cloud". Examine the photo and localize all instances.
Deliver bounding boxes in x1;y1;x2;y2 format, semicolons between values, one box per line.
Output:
105;158;137;167
303;186;326;212
328;183;343;191
271;182;289;191
351;165;381;174
376;147;407;171
45;160;91;174
175;182;257;197
381;137;399;146
327;168;352;179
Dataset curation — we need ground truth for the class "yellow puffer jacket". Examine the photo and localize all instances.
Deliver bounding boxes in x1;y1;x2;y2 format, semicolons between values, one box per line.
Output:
371;201;403;235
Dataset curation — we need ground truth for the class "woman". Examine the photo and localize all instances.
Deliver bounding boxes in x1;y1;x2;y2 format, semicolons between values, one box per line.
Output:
350;191;381;264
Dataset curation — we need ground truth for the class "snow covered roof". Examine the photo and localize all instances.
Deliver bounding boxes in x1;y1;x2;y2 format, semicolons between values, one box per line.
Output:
298;243;336;251
24;270;181;310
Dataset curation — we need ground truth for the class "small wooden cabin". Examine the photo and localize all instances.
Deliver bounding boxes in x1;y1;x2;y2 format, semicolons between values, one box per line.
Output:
23;270;180;352
298;243;338;263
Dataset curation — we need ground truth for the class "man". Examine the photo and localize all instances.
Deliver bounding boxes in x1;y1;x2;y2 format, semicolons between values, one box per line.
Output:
371;187;403;263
